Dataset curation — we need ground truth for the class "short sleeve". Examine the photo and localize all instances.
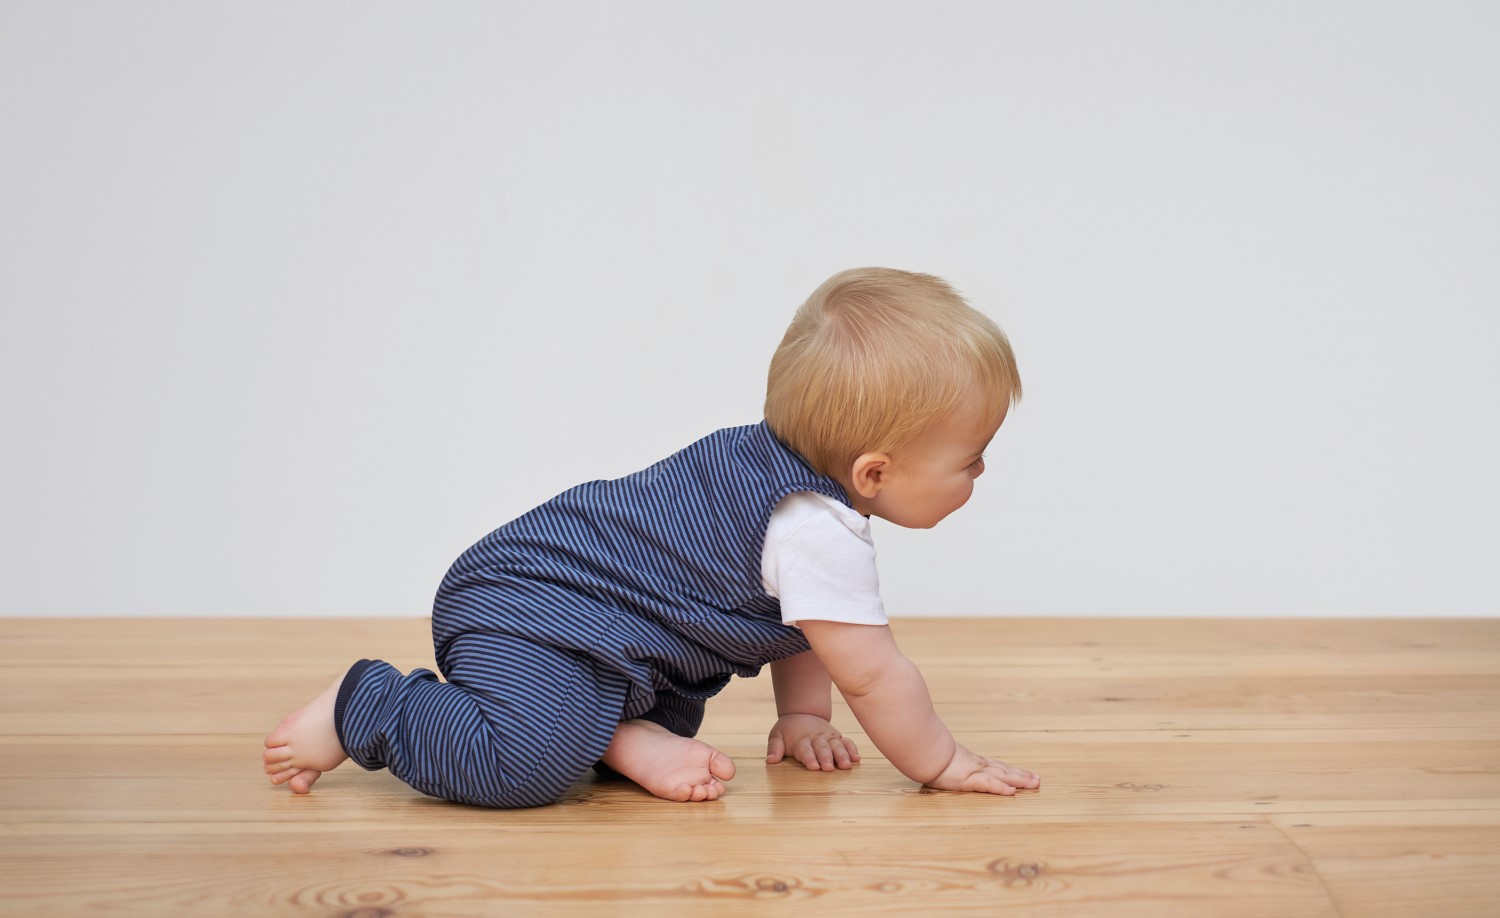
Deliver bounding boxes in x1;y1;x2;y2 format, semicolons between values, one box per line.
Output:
761;492;887;627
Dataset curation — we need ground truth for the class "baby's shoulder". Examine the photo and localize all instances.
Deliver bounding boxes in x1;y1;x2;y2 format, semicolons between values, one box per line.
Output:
766;491;870;543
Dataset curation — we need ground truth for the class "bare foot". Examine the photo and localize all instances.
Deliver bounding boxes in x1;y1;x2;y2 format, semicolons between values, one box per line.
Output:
600;719;736;802
263;675;347;794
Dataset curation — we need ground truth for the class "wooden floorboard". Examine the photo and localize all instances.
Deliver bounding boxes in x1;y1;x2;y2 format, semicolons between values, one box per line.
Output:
1;617;1497;916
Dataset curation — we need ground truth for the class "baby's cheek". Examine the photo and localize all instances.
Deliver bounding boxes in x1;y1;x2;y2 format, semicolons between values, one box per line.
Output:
959;479;976;505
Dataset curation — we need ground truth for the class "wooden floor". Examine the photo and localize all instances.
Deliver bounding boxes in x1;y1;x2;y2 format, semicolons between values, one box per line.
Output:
1;618;1498;916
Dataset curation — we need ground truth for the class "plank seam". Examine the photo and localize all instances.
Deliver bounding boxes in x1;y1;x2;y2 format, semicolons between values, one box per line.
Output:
1266;818;1346;918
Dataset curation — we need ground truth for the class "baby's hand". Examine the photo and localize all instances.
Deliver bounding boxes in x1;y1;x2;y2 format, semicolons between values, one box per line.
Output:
765;714;861;772
925;743;1041;796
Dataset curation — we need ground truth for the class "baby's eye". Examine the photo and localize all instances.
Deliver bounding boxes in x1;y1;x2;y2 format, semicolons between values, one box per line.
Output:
968;454;986;471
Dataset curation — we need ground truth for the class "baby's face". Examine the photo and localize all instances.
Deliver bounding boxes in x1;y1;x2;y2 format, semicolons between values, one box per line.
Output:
856;390;1007;529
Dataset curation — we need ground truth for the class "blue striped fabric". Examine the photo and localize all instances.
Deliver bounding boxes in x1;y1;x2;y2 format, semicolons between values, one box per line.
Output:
335;421;852;808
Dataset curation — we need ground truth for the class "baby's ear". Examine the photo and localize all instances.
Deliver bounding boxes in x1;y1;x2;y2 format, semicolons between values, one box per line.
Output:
848;452;890;499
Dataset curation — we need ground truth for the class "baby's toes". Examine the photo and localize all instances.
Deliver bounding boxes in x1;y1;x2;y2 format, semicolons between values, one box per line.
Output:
288;769;322;794
677;776;724;802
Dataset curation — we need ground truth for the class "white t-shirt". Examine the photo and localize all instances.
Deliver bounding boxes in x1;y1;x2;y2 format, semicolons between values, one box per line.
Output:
760;491;888;628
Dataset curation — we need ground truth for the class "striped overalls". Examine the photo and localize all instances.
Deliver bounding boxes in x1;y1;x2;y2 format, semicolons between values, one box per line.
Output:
333;421;851;808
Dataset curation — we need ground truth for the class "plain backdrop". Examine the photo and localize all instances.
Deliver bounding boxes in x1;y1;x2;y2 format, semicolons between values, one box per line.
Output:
2;1;1497;617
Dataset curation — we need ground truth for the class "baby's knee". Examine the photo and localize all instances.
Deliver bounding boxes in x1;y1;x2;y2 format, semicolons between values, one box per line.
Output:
469;772;578;809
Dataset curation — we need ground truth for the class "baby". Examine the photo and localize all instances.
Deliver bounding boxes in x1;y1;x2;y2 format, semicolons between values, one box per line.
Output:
263;267;1041;806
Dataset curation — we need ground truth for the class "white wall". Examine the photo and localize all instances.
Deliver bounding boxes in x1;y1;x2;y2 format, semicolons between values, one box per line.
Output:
2;1;1496;617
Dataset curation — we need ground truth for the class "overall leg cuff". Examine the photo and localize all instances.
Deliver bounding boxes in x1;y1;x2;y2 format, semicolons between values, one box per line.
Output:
333;658;377;756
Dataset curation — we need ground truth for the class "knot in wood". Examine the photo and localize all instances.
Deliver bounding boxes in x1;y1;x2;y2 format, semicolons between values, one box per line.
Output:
987;857;1046;885
388;847;431;857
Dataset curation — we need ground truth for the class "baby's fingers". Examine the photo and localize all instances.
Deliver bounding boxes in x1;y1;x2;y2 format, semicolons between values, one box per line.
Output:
985;758;1041;789
967;771;1020;796
790;737;819;770
810;736;841;771
828;736;860;769
766;732;787;764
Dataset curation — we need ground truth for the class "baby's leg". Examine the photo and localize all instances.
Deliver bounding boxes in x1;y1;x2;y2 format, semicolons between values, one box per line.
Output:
264;632;629;808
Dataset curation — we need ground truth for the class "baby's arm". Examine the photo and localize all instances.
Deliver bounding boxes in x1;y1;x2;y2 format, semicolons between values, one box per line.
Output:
766;650;861;770
770;649;833;720
798;620;1040;794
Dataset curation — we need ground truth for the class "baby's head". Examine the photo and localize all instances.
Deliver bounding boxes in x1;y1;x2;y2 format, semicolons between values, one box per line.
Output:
765;267;1021;528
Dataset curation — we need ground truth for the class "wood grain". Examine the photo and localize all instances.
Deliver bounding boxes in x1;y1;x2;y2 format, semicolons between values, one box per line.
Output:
1;617;1497;916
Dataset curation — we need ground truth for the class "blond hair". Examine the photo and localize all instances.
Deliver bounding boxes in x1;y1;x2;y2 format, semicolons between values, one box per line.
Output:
765;267;1021;477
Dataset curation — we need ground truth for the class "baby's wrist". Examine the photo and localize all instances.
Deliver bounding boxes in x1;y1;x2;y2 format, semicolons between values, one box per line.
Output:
774;709;831;724
913;737;961;786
